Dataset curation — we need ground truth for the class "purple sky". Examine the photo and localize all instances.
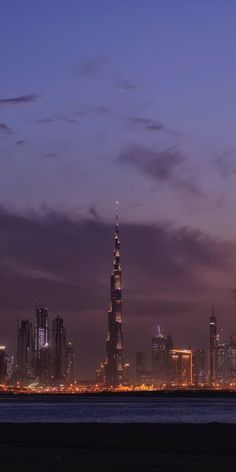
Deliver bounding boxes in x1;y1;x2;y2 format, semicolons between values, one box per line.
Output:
1;1;236;378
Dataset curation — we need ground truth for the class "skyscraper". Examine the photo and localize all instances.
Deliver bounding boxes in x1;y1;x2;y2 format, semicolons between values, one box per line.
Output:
170;349;192;385
192;349;206;385
16;320;34;384
105;206;124;386
209;305;218;384
52;316;67;382
152;326;173;385
136;351;146;384
0;346;7;385
34;304;49;376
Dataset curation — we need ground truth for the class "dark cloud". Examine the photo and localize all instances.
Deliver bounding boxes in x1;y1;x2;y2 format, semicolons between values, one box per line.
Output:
0;123;12;133
60;117;77;124
74;58;107;78
15;140;25;145
36;118;54;124
44;152;57;159
0;206;232;311
118;144;202;198
0;206;234;375
116;80;137;91
0;94;39;105
215;151;236;178
128;116;165;132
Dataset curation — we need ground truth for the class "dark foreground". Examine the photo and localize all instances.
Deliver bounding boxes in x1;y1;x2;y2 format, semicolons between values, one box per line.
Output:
1;423;236;471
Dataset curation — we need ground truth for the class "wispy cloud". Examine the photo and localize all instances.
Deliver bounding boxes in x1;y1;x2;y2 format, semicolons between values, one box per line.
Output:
128;116;165;132
0;123;12;133
15;140;25;145
74;58;107;78
116;79;137;91
118;144;202;198
0;94;39;106
215;150;236;178
36;118;54;124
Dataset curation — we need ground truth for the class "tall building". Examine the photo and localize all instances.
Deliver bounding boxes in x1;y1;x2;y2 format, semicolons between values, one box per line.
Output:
105;207;124;386
170;349;192;385
136;351;146;384
192;349;206;385
152;326;173;385
66;341;75;384
0;346;7;385
34;304;49;376
209;305;218;384
38;346;52;385
215;339;236;385
52;316;67;382
17;320;34;384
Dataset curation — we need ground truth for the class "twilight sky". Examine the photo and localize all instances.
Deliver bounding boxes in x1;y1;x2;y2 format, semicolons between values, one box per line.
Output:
1;1;236;378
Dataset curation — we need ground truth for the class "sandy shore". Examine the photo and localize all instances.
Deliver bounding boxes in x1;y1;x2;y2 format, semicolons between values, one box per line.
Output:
0;423;236;470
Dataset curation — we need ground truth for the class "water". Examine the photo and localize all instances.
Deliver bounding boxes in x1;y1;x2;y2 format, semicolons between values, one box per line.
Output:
1;396;236;422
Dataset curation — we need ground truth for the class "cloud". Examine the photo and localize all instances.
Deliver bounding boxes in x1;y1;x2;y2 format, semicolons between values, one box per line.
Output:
118;144;202;198
15;140;25;145
0;205;232;311
0;123;12;133
44;152;57;159
0;94;39;106
36;118;54;124
74;58;107;78
128;116;165;132
215;151;236;178
116;79;136;91
60;117;77;124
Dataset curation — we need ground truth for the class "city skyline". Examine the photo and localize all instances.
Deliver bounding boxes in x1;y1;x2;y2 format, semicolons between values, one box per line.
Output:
2;2;236;378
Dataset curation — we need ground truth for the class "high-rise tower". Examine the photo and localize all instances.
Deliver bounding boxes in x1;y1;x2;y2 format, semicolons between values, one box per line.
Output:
34;303;49;377
209;305;218;384
105;205;124;386
152;325;173;385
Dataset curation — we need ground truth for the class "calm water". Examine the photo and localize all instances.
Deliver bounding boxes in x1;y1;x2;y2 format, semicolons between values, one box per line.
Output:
1;396;236;422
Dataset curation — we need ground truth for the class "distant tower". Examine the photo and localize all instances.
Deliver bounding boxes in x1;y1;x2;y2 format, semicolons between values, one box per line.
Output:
17;320;34;384
209;305;218;384
34;304;49;377
105;204;124;386
152;325;173;385
52;316;67;381
136;351;146;384
0;346;7;385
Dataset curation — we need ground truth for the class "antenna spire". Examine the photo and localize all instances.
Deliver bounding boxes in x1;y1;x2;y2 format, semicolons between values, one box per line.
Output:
115;201;119;225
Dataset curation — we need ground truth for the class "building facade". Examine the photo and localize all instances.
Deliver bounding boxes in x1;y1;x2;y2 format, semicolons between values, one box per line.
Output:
170;349;192;385
105;209;124;386
209;305;218;384
152;326;173;385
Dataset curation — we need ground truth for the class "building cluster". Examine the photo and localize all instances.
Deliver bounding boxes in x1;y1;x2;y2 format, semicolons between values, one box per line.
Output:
0;211;236;391
0;305;75;387
135;328;205;387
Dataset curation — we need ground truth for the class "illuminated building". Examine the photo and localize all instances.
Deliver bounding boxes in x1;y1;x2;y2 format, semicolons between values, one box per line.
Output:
96;363;105;383
217;339;236;385
66;341;75;383
136;351;146;384
209;305;218;384
170;349;192;385
104;206;124;386
152;326;173;385
34;304;49;376
0;346;7;385
192;349;206;385
123;363;131;385
17;319;34;384
38;346;52;385
52;316;67;382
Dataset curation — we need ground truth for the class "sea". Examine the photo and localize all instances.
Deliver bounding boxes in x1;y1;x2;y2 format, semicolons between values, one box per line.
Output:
1;395;236;422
